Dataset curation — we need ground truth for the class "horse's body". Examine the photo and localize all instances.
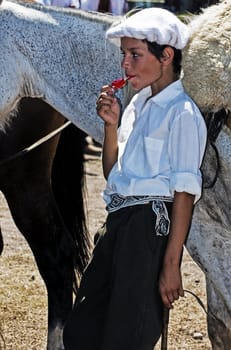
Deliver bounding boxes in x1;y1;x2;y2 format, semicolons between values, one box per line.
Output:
187;124;231;349
182;2;231;348
0;2;123;349
0;97;88;349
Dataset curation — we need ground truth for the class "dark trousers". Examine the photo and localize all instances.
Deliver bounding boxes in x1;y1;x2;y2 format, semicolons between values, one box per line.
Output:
63;202;172;350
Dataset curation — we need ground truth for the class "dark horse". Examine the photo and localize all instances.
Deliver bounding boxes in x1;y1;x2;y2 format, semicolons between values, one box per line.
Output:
0;97;90;349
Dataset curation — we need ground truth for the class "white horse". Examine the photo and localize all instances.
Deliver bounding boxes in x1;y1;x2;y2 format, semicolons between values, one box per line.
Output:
0;0;124;141
183;1;231;348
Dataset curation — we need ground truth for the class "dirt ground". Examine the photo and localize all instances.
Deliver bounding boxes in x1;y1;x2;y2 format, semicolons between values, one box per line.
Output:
0;150;212;350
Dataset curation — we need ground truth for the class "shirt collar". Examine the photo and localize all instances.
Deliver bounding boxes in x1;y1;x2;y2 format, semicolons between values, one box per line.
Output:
137;80;184;109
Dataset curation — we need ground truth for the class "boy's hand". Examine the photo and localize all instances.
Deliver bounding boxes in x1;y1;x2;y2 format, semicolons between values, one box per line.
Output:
96;85;121;126
159;264;184;309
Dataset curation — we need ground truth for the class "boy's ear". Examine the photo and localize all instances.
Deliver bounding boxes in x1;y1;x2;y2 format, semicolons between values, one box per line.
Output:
162;46;174;63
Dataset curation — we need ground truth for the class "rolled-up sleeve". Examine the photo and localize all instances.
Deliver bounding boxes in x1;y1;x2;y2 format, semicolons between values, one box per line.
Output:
170;171;202;202
168;107;207;203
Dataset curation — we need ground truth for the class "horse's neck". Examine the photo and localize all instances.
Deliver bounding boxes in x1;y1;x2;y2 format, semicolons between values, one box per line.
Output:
1;2;122;142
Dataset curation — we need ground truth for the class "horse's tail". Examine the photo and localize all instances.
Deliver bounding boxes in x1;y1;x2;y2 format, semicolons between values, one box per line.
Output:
51;124;91;285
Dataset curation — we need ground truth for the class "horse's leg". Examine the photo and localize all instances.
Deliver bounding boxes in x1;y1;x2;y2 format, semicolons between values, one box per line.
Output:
206;278;231;350
0;98;78;350
3;173;74;349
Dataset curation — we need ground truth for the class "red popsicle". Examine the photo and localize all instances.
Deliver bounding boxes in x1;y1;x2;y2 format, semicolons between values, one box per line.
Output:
110;76;133;90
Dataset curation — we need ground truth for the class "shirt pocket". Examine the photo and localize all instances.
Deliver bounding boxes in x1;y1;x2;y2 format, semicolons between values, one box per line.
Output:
142;136;164;177
123;136;164;177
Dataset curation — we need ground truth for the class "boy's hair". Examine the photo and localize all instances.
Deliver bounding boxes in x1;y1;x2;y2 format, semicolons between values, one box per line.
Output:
145;40;182;76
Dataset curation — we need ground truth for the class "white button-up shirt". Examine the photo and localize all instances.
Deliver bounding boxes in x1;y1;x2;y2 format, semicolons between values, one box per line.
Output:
103;80;207;205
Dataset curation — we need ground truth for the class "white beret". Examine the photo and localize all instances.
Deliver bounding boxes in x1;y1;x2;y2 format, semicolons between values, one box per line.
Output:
106;8;189;50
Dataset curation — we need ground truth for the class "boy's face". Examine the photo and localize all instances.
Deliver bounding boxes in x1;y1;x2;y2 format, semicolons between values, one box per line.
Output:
120;37;172;94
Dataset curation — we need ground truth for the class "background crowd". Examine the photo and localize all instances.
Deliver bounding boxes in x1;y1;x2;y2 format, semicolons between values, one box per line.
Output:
35;0;220;15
